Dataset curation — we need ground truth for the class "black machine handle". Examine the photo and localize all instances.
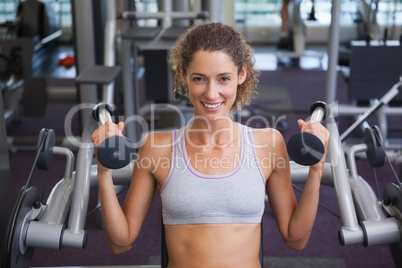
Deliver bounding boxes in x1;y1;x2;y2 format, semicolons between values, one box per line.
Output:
286;101;327;166
94;104;136;169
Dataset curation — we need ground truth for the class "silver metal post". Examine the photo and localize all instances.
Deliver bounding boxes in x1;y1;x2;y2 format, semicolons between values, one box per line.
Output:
173;0;190;27
0;89;13;255
71;0;98;129
326;108;360;231
324;0;341;104
67;112;98;234
120;0;137;143
207;0;223;22
163;0;173;28
346;144;367;179
103;0;117;105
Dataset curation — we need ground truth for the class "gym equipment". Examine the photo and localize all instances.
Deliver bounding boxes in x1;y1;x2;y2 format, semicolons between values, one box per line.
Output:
336;77;402;167
97;135;135;169
286;101;327;166
293;101;402;253
0;0;62;79
4;186;40;267
355;0;381;42
1;0;63;125
325;0;402;104
346;40;402;105
339;79;401;142
364;125;385;168
0;83;14;267
324;0;341;104
2;92;402;267
276;0;325;65
325;1;402;166
94;103;136;170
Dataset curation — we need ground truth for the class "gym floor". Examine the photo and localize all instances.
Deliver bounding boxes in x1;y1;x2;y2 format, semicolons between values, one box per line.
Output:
4;43;401;268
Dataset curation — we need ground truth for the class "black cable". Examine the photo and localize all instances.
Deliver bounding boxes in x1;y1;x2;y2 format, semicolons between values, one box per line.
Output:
373;130;401;184
373;167;381;199
23;132;47;190
292;184;340;219
86;185;130;217
6;133;47;252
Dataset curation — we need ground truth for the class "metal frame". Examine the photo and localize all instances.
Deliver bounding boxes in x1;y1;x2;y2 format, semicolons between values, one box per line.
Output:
0;84;14;265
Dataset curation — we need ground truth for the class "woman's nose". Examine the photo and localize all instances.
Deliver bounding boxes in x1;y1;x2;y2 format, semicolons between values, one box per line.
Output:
205;82;219;100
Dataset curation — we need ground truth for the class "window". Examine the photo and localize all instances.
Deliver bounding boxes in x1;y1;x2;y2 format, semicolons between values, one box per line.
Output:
234;0;401;28
0;0;71;27
377;0;402;26
0;0;18;24
234;0;282;27
131;0;159;27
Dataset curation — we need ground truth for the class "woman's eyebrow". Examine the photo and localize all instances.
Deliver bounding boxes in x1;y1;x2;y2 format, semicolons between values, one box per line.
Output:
190;72;206;77
217;72;234;76
190;72;234;77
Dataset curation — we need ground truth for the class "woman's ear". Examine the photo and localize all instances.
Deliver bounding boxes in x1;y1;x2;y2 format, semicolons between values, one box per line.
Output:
238;65;247;85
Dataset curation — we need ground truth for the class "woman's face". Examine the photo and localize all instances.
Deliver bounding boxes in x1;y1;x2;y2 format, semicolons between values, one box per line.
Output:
181;50;246;121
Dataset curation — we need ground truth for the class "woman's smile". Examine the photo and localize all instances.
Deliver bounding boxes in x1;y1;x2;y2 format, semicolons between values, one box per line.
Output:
201;101;224;110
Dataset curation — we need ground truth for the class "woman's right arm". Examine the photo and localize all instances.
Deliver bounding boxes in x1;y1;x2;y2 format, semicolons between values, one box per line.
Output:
92;122;159;254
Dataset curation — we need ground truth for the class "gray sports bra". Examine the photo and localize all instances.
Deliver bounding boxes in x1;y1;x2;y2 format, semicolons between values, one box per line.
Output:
160;123;266;225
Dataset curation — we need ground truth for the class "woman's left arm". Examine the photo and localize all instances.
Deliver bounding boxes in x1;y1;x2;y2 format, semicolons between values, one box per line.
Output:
264;119;329;250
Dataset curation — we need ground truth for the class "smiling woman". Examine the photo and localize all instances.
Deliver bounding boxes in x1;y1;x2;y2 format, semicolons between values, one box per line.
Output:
91;21;329;268
169;22;259;114
180;50;246;121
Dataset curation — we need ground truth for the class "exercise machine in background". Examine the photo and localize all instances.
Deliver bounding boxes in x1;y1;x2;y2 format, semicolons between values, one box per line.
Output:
276;0;325;65
1;0;63;125
336;0;402;155
337;40;402;164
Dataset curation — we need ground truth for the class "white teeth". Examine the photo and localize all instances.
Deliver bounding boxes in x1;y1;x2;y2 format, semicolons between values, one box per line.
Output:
203;102;222;109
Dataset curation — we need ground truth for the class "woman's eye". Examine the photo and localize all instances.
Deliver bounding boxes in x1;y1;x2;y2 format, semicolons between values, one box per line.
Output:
221;77;230;82
193;77;203;82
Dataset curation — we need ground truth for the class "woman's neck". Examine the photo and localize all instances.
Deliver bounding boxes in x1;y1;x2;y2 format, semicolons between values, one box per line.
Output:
187;116;239;148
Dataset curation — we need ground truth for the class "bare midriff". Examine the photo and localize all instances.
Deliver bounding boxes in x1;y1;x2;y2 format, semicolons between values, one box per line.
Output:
164;223;262;268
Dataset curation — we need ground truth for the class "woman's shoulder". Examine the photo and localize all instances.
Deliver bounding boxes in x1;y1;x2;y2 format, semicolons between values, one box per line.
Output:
241;124;283;142
239;125;285;153
140;130;175;150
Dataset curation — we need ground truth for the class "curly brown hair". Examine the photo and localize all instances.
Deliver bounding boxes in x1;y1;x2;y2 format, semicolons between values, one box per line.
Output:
168;22;259;112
